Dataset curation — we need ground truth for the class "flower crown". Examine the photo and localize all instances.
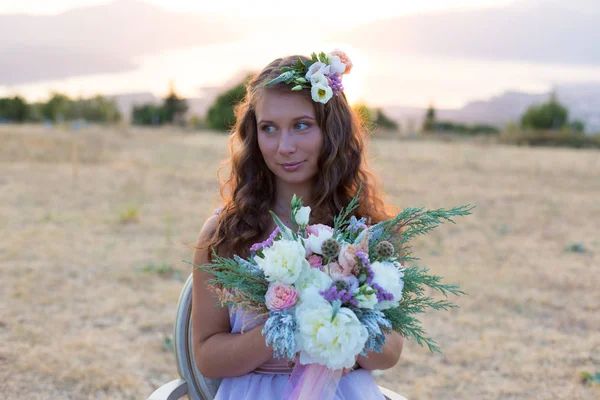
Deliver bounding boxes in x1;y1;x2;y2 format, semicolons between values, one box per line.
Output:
264;50;353;104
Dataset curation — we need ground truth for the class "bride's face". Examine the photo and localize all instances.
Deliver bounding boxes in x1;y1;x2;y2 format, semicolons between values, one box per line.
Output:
255;90;323;186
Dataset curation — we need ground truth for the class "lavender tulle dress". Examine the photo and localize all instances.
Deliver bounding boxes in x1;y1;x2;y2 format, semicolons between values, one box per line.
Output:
213;308;386;400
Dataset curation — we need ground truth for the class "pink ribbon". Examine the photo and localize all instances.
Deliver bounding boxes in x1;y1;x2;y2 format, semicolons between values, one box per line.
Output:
283;362;342;400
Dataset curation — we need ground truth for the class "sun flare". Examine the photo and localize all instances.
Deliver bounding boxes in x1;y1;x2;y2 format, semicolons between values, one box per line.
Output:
333;45;369;107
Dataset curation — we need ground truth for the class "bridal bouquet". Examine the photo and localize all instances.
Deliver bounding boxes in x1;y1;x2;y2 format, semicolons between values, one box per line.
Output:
191;193;472;399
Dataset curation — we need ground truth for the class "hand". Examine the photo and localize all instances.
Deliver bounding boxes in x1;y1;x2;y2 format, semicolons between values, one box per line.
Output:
341;356;359;377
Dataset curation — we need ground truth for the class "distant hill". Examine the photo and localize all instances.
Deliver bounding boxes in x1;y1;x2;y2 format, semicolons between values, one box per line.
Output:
382;83;600;134
107;92;211;123
109;70;253;121
109;83;600;134
107;92;160;121
0;0;242;85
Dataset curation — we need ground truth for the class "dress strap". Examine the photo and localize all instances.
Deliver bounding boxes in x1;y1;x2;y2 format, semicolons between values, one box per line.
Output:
253;359;295;375
212;206;224;216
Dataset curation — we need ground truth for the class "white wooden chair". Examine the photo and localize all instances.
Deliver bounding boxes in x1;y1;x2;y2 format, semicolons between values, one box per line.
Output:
148;273;407;400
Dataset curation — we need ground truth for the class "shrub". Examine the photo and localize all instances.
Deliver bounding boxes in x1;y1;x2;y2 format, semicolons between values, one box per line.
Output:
373;109;398;131
521;92;569;130
500;131;600;149
206;77;250;132
132;104;166;126
0;96;29;122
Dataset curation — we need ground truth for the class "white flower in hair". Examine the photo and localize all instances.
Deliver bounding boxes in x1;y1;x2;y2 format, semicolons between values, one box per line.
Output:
311;82;333;104
305;62;330;80
328;54;347;75
310;72;328;87
264;51;351;104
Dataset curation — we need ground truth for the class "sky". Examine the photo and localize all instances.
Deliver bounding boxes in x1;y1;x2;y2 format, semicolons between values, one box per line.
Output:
0;0;517;24
2;0;599;109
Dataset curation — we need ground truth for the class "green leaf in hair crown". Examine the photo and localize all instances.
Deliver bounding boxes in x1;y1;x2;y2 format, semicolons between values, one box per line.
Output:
264;49;354;104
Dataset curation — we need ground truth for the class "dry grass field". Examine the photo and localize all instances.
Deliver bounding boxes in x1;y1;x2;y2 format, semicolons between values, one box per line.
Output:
1;124;598;399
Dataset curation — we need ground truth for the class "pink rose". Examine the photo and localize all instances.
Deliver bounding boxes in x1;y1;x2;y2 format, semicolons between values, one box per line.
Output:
306;224;333;237
308;254;323;269
265;283;299;311
327;262;348;281
330;50;353;75
338;232;369;275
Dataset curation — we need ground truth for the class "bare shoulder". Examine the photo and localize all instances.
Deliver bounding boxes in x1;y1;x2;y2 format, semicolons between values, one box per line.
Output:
191;213;231;348
193;214;220;266
197;214;220;243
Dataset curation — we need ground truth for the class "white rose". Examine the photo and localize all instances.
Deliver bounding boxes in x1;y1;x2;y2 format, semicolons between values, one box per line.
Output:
295;301;368;370
309;71;328;87
371;261;405;310
294;206;311;227
327;54;347;75
295;268;333;302
305;62;331;80
306;226;334;255
353;285;378;309
254;239;310;284
311;83;333;104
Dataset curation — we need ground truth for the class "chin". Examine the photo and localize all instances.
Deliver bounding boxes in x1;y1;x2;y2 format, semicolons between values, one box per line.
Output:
272;169;318;186
276;174;313;185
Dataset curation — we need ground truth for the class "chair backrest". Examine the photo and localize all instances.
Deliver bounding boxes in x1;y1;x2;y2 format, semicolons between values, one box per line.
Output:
173;273;221;400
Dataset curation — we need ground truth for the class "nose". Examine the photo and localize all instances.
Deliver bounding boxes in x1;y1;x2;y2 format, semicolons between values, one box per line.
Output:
278;129;296;155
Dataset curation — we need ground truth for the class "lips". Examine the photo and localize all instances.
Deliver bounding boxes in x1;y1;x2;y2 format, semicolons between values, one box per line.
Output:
281;161;304;167
280;160;306;171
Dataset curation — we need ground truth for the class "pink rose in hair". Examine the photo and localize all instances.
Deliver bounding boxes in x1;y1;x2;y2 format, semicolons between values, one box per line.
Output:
308;254;323;269
265;283;299;311
330;50;353;74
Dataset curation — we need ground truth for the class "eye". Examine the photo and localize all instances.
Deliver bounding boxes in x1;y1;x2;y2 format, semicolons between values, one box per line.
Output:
295;122;309;131
261;125;276;134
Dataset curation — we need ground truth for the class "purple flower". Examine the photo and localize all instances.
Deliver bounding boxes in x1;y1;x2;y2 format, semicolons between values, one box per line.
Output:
372;283;394;302
319;284;359;307
329;73;344;96
355;250;374;285
250;227;281;252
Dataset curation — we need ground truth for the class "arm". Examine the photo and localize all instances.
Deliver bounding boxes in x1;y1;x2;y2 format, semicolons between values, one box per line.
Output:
357;331;403;371
191;215;274;379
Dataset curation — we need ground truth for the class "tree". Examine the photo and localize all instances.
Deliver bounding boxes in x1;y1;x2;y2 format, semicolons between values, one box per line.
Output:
206;77;250;131
132;104;166;126
78;95;121;123
373;108;398;131
163;81;188;124
42;93;73;122
423;104;436;132
521;92;569;131
569;120;585;134
0;96;29;122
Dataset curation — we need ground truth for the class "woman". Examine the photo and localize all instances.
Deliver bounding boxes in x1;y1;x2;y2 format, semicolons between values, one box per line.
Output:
192;51;403;399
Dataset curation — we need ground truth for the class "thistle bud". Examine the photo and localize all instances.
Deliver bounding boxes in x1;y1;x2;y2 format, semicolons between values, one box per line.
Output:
321;238;341;259
376;241;395;259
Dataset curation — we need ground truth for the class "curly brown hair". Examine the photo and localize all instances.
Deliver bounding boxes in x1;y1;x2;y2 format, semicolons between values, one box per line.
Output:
203;55;396;259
